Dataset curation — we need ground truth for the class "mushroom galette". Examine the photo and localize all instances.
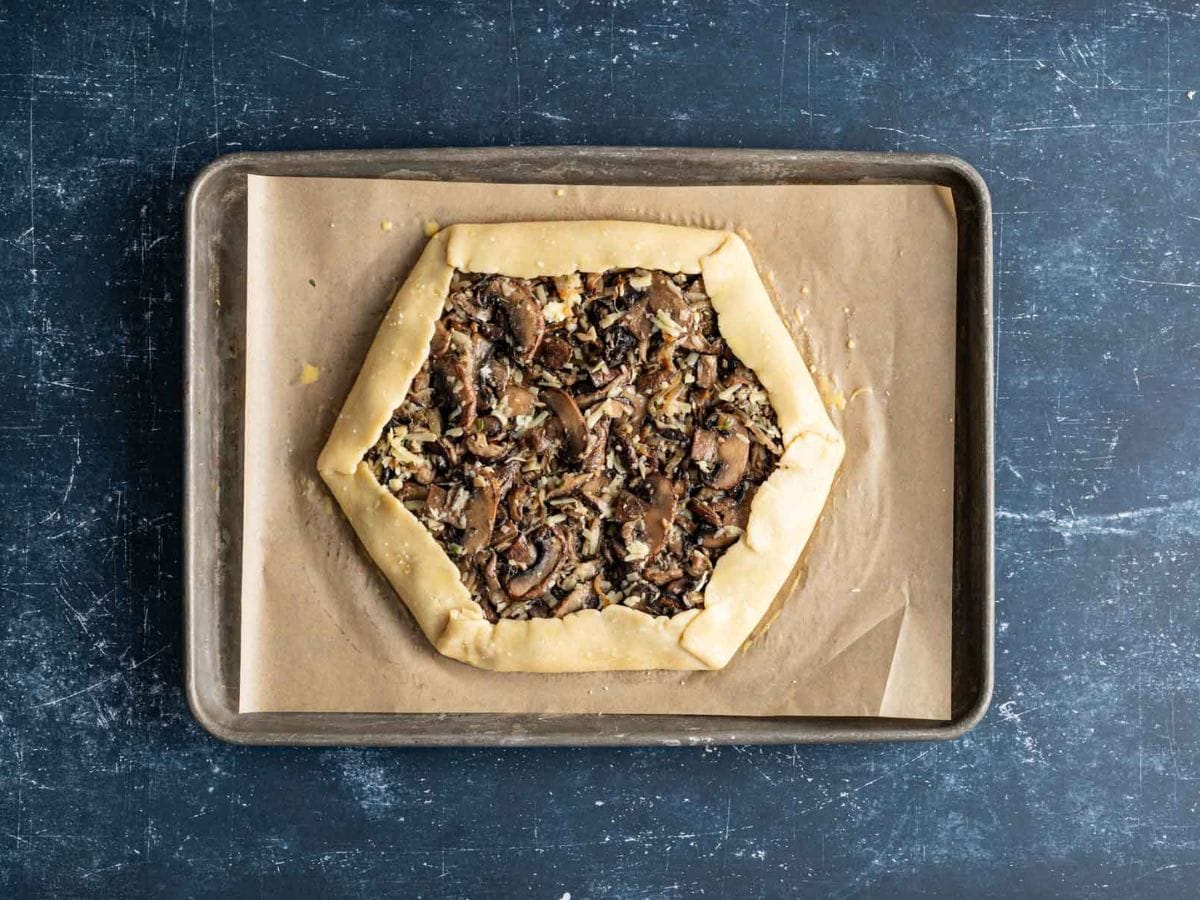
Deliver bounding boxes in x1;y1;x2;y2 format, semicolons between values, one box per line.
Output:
319;222;843;671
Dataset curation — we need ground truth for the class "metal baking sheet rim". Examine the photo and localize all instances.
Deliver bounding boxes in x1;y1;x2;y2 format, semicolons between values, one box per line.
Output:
184;147;994;747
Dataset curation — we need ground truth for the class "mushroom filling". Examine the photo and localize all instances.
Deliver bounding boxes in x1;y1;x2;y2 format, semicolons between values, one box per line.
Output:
364;268;783;622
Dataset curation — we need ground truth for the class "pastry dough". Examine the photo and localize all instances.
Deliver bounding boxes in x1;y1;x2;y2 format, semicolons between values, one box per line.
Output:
319;221;843;670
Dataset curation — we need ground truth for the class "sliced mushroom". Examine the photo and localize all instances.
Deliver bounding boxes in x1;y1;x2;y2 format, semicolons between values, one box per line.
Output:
699;525;743;550
449;289;489;321
552;583;592;618
612;491;648;523
710;420;751;490
664;577;692;596
695;354;718;389
690;428;720;466
462;473;499;555
505;533;537;568
431;350;477;432
643;474;676;559
537;334;574;369
546;472;593;499
398;482;427;502
677;330;722;355
647;271;691;327
519;425;551;454
505;526;565;600
642;564;684;586
541;387;588;459
581;418;610;472
507;482;533;523
500;383;537;418
577;473;608;509
497;283;545;363
577;366;630;407
491;519;519;552
464;428;507;460
637;366;676;395
746;441;773;481
622;297;652;361
423;483;448;517
688;497;723;530
479;553;507;623
685;549;712;578
430;319;451;357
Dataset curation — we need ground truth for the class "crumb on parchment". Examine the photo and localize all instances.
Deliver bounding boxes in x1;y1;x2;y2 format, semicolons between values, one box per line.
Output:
381;220;393;232
300;363;320;385
815;372;846;412
423;220;440;237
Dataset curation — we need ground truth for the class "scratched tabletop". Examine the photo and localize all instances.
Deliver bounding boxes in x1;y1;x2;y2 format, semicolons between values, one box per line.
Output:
2;1;1198;896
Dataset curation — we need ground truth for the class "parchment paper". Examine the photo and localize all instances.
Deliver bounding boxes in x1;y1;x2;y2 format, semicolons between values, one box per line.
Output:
239;175;957;719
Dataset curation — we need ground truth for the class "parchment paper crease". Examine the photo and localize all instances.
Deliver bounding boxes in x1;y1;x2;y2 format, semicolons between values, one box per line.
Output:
239;175;956;719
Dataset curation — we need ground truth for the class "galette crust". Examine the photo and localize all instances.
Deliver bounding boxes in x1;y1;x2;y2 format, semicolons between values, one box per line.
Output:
319;221;843;671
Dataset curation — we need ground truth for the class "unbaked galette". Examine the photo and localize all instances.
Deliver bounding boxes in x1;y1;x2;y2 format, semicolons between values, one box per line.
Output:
318;222;843;671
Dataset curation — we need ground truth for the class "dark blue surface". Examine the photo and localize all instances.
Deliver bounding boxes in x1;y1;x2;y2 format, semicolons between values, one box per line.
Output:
2;1;1199;896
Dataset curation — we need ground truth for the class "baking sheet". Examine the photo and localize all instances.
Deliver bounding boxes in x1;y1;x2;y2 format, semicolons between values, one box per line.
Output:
238;176;957;719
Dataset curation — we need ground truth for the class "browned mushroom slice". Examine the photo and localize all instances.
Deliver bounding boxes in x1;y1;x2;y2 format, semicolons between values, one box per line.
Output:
505;533;537;568
643;474;676;559
677;330;722;354
636;365;675;395
620;519;649;560
537;334;573;369
642;564;684;586
577;473;608;510
664;577;692;596
684;549;712;578
576;366;629;407
500;382;536;418
449;289;489;321
647;271;690;321
690;428;720;466
622;297;653;360
699;525;743;550
423;483;448;517
584;272;605;295
436;436;460;467
710;420;751;491
430;319;451;357
687;497;723;530
612;491;648;523
479;552;509;623
541;387;588;459
695;354;718;389
491;519;519;552
546;472;593;499
580;418;610;472
746;441;773;482
493;458;524;496
507;482;533;523
462;473;499;555
552;583;592;618
497;283;545;363
505;526;565;600
464;428;507;460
